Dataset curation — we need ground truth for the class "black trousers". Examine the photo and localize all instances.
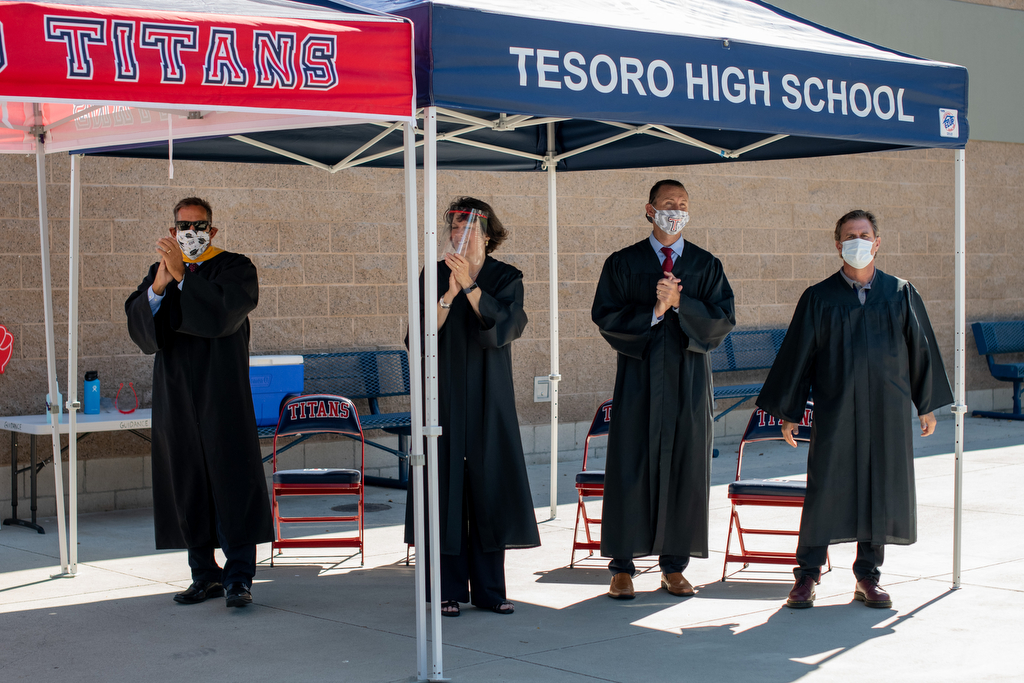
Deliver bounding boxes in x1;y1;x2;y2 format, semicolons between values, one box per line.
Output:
188;543;256;588
186;499;256;588
609;555;689;577
795;542;884;582
425;489;507;609
441;514;506;608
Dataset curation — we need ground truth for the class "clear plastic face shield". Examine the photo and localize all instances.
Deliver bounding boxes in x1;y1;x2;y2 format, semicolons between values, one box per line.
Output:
441;208;489;261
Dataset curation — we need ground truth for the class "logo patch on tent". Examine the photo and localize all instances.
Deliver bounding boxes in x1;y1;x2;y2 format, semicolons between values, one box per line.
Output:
939;108;959;138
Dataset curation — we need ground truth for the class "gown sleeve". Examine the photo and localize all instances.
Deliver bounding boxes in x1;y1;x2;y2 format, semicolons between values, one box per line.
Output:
591;253;656;360
168;257;259;339
125;262;166;355
675;256;736;353
474;271;528;349
756;287;818;424
904;283;954;414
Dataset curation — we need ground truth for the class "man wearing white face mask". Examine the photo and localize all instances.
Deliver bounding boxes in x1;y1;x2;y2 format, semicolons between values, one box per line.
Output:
593;180;735;600
125;197;272;609
757;210;952;611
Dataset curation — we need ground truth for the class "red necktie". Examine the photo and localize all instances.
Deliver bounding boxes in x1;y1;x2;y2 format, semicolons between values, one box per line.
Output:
661;247;674;274
187;263;198;273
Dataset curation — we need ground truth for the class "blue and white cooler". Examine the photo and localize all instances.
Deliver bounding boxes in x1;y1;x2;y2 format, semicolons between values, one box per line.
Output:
249;355;304;427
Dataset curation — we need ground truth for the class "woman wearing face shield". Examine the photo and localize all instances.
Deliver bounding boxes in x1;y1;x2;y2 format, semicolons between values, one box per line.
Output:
405;197;540;617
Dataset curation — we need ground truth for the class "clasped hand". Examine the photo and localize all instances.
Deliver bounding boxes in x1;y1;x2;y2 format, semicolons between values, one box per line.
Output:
444;253;475;299
152;237;185;295
654;275;683;317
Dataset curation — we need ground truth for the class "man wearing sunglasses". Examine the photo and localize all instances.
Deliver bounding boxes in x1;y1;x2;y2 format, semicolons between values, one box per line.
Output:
125;197;273;609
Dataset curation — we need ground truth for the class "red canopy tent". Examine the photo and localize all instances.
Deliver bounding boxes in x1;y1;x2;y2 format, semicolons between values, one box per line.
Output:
0;0;417;583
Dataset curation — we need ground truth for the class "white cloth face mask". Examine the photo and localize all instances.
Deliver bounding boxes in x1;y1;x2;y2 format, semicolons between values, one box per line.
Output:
841;238;875;269
653;209;689;235
176;228;211;259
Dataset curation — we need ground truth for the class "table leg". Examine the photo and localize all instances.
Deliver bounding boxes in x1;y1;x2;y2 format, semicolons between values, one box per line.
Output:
3;431;45;534
3;431;17;523
30;435;40;528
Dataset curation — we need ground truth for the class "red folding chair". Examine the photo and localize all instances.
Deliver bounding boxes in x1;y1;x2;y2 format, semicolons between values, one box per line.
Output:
570;398;612;568
271;394;364;566
722;401;829;580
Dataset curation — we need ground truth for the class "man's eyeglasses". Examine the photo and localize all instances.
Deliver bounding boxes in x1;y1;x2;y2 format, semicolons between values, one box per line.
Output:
175;220;211;232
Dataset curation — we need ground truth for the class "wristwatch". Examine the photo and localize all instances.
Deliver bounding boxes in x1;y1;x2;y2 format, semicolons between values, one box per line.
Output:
462;282;479;294
439;296;451;309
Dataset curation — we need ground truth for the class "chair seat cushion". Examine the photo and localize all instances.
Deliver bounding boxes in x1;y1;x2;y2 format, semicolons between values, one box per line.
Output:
575;470;606;485
274;468;361;485
728;478;806;497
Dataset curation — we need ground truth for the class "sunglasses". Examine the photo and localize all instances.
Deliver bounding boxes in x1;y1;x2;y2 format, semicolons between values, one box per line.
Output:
174;220;212;232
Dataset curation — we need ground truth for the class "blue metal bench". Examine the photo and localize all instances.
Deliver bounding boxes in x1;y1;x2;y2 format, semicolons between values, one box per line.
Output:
971;321;1024;420
707;328;788;458
258;350;412;487
710;328;788;421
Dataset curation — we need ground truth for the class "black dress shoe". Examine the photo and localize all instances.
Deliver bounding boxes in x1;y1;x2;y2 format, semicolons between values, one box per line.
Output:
225;583;253;608
173;580;224;604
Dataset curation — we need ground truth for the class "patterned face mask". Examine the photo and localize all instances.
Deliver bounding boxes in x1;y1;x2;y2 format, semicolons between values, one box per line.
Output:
653;209;689;235
176;227;211;259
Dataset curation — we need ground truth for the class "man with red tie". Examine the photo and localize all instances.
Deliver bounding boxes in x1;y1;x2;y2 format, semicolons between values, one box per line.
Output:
592;180;735;600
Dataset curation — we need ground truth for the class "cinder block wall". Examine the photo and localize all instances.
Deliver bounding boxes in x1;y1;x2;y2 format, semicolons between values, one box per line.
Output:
1;140;1022;513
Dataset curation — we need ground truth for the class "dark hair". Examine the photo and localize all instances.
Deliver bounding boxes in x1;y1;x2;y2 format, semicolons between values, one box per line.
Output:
646;179;687;223
834;209;878;241
173;197;213;222
648;179;687;204
446;196;507;254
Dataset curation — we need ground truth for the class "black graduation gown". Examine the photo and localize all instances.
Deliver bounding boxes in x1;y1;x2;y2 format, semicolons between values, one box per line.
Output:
756;270;953;547
592;239;735;560
404;256;541;555
125;251;274;550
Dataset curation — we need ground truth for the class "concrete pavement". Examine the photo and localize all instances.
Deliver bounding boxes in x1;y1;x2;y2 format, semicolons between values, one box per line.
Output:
1;414;1021;682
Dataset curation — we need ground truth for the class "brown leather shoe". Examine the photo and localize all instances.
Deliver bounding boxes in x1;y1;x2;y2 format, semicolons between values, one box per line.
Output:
608;572;635;600
854;578;892;608
786;575;817;609
660;572;695;597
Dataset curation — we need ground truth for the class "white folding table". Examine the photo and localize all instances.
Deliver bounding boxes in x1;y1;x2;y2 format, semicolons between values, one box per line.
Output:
2;409;152;533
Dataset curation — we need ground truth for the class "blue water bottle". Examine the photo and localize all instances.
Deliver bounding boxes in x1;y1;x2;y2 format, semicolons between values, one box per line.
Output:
84;371;100;415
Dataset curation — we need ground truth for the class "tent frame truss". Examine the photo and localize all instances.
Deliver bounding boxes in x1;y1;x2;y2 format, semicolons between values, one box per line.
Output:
226;107;794;173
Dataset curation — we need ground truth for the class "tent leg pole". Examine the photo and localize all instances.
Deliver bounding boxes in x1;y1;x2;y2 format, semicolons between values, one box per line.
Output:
33;106;69;576
404;122;428;680
423;107;446;682
952;148;967;589
66;154;83;575
546;122;560;521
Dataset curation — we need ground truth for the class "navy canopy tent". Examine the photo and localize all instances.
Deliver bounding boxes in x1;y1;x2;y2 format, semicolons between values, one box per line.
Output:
93;0;968;170
82;3;971;680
